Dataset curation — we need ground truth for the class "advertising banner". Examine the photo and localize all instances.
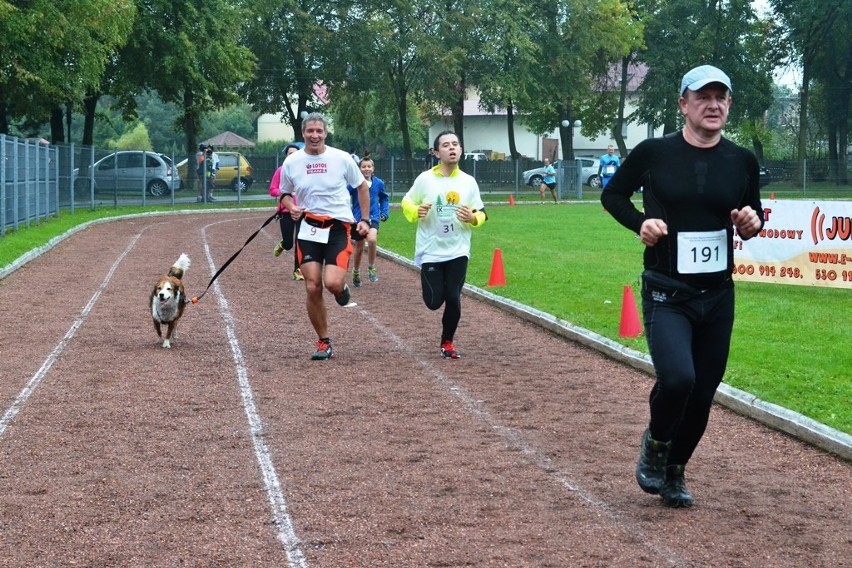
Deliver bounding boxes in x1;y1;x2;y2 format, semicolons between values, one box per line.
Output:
734;199;852;288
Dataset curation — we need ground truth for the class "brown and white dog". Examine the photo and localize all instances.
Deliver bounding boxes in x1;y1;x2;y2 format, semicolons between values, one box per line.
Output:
150;253;190;348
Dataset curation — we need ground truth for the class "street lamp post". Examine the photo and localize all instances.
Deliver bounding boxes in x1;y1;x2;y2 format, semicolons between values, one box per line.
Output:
557;118;582;200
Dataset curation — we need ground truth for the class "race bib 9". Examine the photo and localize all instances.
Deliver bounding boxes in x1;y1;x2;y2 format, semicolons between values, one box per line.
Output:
298;222;330;244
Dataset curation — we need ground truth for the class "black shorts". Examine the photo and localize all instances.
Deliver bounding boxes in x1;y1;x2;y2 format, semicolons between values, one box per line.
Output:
350;220;380;242
296;217;353;269
544;182;556;190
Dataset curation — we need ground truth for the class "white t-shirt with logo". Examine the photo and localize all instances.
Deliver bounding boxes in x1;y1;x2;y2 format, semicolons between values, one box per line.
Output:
280;146;365;222
404;166;484;266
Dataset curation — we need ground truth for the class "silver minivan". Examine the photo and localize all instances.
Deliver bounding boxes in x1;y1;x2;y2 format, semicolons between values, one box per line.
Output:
74;151;180;197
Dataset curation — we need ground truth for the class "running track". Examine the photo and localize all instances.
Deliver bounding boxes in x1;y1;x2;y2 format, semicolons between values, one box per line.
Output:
0;211;848;567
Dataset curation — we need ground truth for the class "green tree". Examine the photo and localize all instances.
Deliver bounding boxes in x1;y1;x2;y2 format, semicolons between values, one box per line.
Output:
321;0;436;186
109;121;152;150
415;0;486;153
0;0;135;138
769;0;848;184
117;0;255;165
635;0;774;159
475;0;541;160
239;0;339;142
520;0;641;160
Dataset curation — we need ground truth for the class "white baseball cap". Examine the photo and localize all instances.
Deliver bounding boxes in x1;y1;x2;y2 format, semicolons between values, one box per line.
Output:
680;65;732;96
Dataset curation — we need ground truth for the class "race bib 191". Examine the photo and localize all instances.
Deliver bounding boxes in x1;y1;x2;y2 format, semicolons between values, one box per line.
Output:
677;229;727;274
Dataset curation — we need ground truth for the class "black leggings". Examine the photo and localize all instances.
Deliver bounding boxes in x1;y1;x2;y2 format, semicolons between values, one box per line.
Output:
279;215;299;271
641;278;735;466
420;256;468;343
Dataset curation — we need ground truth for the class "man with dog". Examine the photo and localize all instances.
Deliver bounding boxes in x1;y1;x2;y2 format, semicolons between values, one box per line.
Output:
278;112;370;360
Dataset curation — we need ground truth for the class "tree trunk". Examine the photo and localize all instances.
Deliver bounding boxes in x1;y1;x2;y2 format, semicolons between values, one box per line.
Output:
451;94;465;152
82;93;99;146
797;62;810;188
558;99;575;160
0;97;8;134
50;107;64;143
507;101;519;160
614;57;629;156
182;89;201;190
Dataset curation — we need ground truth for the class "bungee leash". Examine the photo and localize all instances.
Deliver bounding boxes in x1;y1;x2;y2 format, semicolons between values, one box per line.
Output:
190;211;280;304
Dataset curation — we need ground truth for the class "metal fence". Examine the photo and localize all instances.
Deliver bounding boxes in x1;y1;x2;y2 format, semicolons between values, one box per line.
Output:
4;133;850;237
1;136;59;234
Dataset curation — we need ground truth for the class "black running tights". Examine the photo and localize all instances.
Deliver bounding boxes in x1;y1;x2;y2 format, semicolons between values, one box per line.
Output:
420;256;468;343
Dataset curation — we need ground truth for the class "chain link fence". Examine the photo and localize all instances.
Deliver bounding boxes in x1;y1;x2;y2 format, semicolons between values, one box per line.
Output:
4;133;850;237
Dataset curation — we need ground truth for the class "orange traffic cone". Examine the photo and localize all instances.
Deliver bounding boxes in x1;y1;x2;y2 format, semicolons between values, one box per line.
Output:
619;285;643;338
487;248;506;287
508;194;515;206
770;192;775;200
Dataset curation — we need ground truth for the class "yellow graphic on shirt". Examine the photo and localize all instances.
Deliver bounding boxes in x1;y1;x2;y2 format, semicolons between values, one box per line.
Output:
435;194;458;221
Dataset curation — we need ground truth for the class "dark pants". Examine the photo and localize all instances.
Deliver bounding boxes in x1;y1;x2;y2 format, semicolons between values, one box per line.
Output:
420;256;468;343
279;215;299;272
641;273;735;466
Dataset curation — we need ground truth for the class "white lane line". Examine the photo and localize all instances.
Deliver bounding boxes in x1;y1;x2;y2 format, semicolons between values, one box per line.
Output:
356;307;689;568
201;219;307;568
0;233;142;439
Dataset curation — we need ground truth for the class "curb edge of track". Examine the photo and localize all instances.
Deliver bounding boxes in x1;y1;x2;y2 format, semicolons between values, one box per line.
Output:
380;248;852;463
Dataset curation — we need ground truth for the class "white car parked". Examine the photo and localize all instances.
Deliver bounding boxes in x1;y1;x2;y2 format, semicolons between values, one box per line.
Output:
523;158;601;188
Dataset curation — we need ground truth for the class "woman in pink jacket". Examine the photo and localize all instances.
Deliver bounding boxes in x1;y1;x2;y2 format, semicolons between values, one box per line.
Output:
270;143;303;280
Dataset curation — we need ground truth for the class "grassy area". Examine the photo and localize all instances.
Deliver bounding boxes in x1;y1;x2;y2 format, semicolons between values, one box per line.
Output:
379;201;852;436
2;202;850;435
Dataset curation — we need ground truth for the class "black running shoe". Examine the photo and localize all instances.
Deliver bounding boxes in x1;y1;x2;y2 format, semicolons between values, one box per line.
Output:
660;465;694;508
335;284;351;306
635;429;671;494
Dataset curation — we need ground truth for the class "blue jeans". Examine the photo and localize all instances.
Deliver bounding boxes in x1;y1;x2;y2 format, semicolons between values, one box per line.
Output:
641;271;735;466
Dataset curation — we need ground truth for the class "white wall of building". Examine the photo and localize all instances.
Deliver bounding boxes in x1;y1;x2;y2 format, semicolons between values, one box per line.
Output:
257;113;296;144
428;94;662;160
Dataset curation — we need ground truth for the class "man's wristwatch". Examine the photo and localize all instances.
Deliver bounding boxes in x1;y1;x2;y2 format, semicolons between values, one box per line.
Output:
360;219;370;224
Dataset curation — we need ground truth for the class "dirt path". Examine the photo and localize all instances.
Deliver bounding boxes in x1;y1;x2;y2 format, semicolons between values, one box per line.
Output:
0;211;848;567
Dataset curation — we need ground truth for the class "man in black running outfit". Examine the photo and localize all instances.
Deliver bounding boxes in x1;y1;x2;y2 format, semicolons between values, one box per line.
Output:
601;65;764;508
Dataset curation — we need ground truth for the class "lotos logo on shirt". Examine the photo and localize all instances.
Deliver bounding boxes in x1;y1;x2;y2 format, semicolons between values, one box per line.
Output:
306;162;328;175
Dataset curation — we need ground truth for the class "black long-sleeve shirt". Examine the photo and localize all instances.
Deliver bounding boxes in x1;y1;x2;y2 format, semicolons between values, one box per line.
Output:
601;131;764;289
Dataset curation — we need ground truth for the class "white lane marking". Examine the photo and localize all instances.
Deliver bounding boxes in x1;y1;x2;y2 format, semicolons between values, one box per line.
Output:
0;233;142;438
356;307;689;568
201;218;308;568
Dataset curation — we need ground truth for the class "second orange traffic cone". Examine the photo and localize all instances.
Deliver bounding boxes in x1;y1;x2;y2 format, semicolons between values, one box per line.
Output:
619;285;643;338
487;248;506;287
508;194;515;206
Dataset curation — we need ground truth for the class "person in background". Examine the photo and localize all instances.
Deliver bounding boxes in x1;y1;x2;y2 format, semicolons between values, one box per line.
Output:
600;64;764;508
279;113;370;360
348;157;389;287
401;130;487;360
196;144;216;202
598;145;621;188
271;142;304;280
210;145;220;179
539;158;558;204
